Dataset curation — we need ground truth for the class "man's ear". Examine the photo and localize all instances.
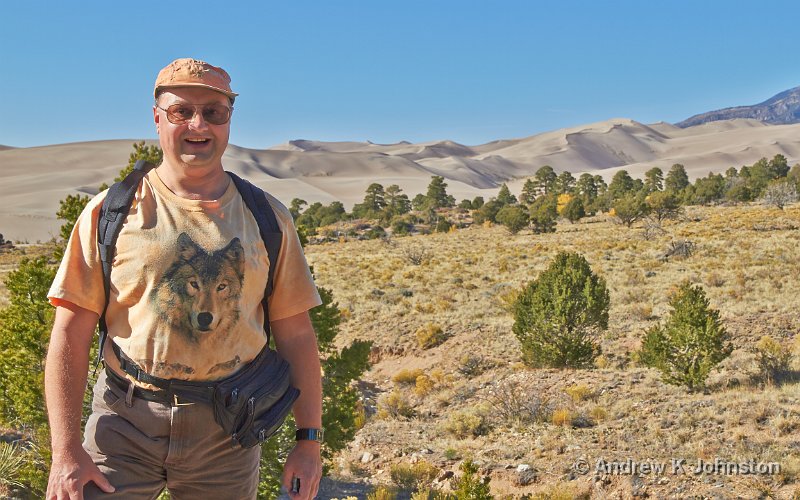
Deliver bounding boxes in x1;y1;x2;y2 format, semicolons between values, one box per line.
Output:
153;105;160;134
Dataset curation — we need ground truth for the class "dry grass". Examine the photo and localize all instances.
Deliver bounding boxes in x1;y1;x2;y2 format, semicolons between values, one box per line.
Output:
303;203;800;497
4;204;799;497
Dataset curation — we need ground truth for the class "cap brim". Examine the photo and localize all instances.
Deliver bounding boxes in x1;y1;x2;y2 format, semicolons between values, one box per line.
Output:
154;83;238;99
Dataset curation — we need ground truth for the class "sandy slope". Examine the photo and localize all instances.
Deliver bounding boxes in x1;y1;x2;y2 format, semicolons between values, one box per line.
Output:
2;119;799;242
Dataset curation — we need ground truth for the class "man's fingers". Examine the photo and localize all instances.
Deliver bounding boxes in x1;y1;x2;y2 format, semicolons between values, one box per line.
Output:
90;465;115;493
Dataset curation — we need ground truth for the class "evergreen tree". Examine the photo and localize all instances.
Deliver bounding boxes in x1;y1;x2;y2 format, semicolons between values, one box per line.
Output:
692;173;725;205
289;198;308;220
562;196;585;223
384;185;411;216
608;170;635;200
593;174;608;196
472;199;503;225
0;257;57;429
496;183;517;205
512;252;609;368
411;193;428;211
555;171;576;194
645;191;681;222
644;167;664;192
528;194;558;233
495;205;529;234
458;199;473;210
116;141;163;182
425;176;451;209
363;183;386;211
519;178;537;205
665;163;689;193
56;194;90;241
612;193;649;227
575;173;598;200
768;154;790;179
639;281;731;391
471;196;485;209
533;166;557;195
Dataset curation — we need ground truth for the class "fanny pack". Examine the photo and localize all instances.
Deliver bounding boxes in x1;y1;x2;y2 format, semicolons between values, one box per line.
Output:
111;341;299;448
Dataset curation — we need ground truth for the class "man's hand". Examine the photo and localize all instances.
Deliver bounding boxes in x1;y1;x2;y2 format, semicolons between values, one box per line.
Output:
47;446;115;500
281;441;322;499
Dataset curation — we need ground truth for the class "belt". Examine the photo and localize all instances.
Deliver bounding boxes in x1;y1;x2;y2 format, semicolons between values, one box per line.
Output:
104;367;195;406
108;341;217;405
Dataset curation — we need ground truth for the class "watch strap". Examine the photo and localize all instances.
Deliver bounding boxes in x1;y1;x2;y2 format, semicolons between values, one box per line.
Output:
295;428;324;442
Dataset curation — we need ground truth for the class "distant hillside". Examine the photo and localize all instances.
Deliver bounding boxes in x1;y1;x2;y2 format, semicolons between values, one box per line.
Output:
3;119;800;242
676;86;800;128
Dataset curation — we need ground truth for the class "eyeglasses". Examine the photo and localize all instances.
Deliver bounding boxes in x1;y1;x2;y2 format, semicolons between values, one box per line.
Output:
156;102;233;125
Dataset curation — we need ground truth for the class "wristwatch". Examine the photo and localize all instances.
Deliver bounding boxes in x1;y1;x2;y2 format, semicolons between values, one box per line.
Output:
295;428;324;442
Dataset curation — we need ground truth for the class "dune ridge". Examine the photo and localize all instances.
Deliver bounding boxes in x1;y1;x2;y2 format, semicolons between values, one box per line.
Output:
2;118;799;242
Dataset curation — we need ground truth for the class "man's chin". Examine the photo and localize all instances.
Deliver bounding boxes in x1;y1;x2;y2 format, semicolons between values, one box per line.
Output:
178;153;215;166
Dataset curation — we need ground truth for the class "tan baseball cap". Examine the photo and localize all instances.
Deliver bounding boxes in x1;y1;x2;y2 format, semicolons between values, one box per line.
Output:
154;58;238;99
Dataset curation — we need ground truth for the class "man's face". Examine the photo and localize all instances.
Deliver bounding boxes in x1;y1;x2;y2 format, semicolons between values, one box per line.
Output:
153;87;232;171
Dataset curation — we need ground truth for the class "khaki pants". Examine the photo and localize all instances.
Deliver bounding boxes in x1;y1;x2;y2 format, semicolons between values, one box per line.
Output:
82;371;261;499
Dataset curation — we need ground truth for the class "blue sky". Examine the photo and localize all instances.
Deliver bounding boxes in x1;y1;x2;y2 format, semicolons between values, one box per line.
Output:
2;0;798;149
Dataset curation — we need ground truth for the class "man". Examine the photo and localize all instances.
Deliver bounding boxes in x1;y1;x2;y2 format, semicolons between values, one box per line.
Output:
44;58;323;499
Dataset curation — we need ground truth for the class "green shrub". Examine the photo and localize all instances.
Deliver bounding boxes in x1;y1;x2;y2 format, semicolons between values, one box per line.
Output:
0;256;56;429
612;193;649;227
390;461;439;492
444;407;489;438
378;390;415;419
495;205;529;234
561;196;585;223
391;216;413;235
512;252;609;368
435;216;452;233
529;195;558;233
639;281;732;391
368;485;399;500
450;459;493;500
755;336;792;384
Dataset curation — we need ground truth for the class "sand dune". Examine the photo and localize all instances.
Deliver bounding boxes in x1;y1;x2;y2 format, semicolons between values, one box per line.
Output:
2;118;799;242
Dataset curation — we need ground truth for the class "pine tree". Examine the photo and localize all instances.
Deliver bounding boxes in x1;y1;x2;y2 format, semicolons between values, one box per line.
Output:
519;178;537;205
665;164;689;193
425;176;451;209
496;183;517;205
555;171;576;194
512;252;609;368
608;170;635;200
529;194;558;233
259;262;371;498
495;205;528;234
644;167;664;192
639;281;731;391
612;194;649;227
533;166;557;195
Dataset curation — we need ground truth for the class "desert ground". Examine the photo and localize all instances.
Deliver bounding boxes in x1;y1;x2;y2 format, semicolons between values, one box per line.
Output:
295;203;800;499
1;201;799;498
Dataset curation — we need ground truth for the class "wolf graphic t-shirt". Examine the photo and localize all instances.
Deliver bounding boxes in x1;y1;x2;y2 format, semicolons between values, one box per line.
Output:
48;170;322;382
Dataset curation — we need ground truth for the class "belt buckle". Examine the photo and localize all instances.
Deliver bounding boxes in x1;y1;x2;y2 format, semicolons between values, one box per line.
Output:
172;393;193;406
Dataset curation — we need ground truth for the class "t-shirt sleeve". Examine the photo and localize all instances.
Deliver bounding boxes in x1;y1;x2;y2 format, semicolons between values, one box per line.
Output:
265;194;323;321
47;192;108;316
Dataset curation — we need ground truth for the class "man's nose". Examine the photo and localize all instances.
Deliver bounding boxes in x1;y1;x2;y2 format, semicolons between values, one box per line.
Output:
188;108;208;130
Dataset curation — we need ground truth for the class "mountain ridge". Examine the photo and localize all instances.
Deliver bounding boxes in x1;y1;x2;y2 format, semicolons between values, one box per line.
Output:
676;86;800;128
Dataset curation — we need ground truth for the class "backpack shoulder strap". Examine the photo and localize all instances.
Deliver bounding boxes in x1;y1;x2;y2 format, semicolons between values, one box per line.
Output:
96;160;156;366
227;171;283;345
